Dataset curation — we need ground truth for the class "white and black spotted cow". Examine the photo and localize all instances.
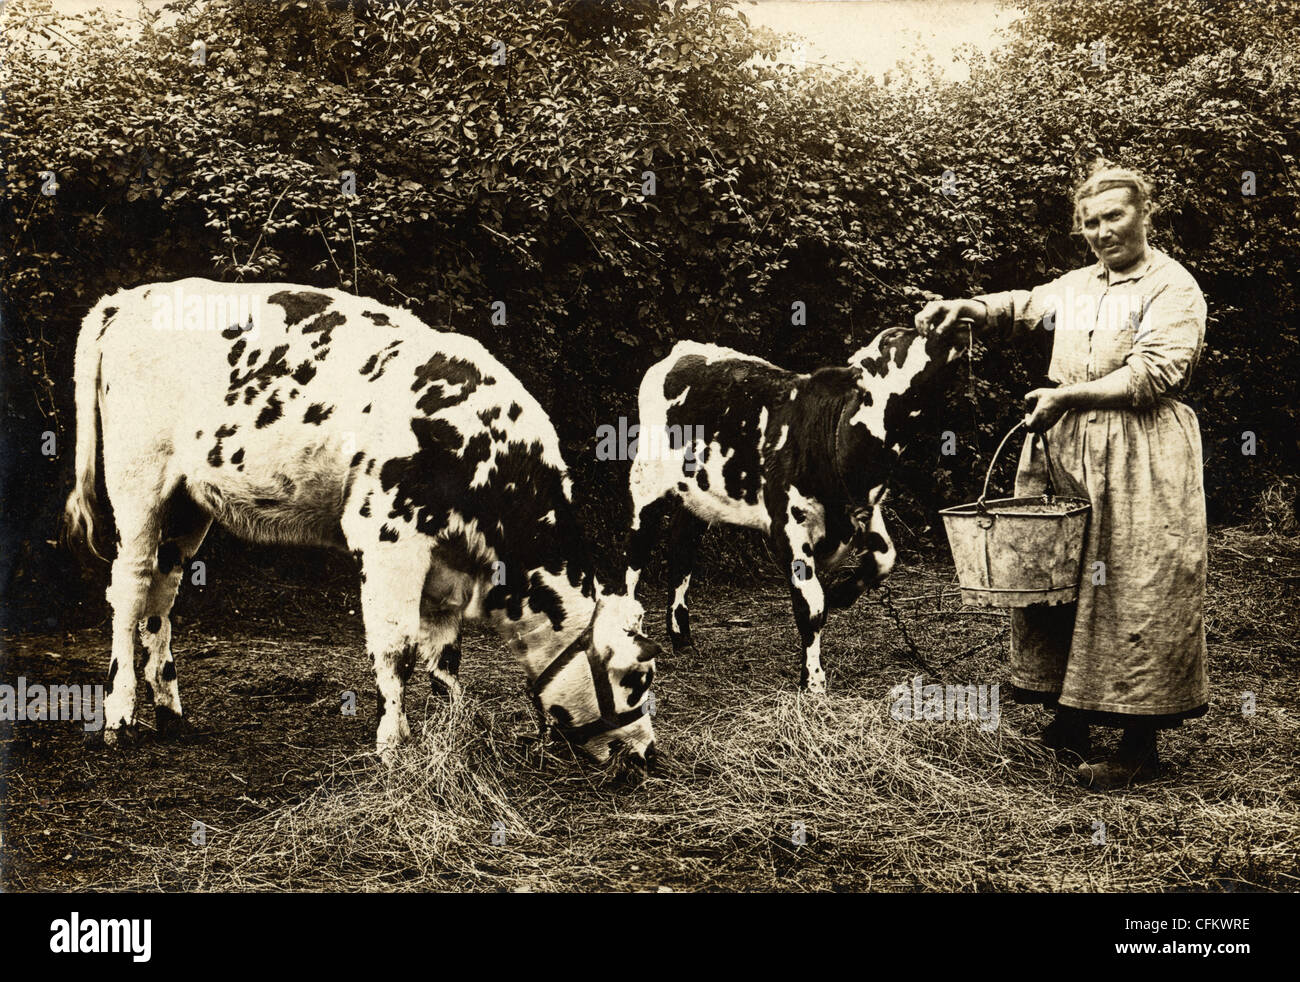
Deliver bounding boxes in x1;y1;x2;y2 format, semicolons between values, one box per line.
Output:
63;278;659;768
623;327;970;692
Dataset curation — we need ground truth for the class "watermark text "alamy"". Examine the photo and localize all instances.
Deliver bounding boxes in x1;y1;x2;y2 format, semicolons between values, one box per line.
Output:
50;913;151;962
151;283;265;337
0;677;104;731
596;416;705;471
890;675;1000;732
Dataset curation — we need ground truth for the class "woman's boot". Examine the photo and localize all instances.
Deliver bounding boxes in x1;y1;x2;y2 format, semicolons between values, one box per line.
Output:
1077;722;1160;789
1040;706;1091;762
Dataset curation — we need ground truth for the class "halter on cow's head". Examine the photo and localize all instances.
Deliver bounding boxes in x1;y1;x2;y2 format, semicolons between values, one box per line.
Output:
527;591;660;773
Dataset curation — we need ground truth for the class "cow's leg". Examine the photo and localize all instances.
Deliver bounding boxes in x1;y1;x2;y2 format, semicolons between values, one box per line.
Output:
624;458;670;598
665;507;708;657
102;501;167;746
421;611;463;700
356;543;428;758
773;511;828;694
140;497;212;736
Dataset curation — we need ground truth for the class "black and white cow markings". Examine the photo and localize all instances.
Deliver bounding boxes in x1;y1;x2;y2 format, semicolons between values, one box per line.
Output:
624;327;970;693
64;279;659;768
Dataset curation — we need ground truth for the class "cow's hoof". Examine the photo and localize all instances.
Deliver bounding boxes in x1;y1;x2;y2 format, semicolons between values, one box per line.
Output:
671;643;699;660
376;742;405;768
102;723;140;748
375;717;412;765
154;706;193;739
800;677;828;696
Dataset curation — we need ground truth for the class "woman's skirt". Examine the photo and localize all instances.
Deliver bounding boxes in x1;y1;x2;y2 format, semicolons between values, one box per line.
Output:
1009;398;1210;722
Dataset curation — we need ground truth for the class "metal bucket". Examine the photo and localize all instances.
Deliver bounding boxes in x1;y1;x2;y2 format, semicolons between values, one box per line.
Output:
940;422;1090;608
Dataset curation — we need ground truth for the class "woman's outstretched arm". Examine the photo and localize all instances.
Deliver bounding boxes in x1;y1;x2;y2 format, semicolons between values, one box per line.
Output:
915;279;1062;342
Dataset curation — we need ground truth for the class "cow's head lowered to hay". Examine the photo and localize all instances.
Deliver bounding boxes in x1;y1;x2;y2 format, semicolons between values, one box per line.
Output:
526;591;661;774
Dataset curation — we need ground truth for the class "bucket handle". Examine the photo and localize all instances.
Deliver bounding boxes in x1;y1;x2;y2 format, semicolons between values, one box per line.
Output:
977;420;1059;510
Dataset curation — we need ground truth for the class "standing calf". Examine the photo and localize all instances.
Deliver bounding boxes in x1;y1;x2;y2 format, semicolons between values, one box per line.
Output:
64;279;659;768
624;327;969;692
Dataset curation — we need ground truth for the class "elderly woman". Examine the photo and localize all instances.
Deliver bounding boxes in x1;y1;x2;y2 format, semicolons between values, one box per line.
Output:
915;163;1209;789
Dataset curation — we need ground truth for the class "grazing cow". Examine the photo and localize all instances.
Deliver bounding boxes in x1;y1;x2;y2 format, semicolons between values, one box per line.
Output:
623;326;970;692
64;278;659;768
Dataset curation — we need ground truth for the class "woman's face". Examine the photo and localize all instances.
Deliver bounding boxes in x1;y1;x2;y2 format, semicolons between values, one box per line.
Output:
1077;187;1149;271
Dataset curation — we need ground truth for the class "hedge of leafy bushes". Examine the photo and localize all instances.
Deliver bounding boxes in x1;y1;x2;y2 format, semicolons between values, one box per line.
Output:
3;0;1297;627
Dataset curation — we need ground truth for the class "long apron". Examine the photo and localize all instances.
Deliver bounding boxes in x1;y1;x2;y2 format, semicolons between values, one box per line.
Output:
1009;399;1210;718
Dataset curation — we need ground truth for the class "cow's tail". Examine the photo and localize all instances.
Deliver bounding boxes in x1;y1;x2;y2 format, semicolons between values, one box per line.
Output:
63;301;112;562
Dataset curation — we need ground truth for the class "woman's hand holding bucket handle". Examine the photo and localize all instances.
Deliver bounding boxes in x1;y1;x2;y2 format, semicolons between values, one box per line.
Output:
1023;387;1071;432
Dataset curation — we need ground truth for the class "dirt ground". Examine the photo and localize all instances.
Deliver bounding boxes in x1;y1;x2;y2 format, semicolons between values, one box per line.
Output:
2;531;1298;892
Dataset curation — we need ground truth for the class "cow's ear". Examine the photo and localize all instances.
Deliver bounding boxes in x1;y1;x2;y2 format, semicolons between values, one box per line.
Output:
633;636;661;663
619;663;654;704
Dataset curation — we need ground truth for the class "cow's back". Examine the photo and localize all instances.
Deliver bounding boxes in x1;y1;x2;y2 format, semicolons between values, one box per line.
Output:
635;342;804;529
91;279;566;549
